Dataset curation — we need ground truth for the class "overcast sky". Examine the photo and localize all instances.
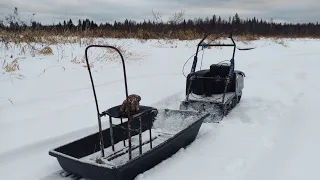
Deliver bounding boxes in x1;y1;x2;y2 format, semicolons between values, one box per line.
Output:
0;0;318;25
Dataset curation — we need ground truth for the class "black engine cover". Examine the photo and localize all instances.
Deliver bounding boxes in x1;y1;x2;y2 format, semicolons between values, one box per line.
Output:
186;64;245;96
209;64;230;77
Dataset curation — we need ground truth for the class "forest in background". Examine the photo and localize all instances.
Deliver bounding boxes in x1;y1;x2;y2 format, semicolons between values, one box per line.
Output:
1;7;320;42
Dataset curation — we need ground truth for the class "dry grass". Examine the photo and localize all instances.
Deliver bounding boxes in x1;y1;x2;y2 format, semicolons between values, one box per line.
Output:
0;28;311;76
0;28;298;75
37;65;66;77
234;34;260;44
71;57;81;64
1;28;319;47
0;28;314;85
38;46;53;55
0;30;147;76
3;58;20;72
81;40;146;68
0;97;15;106
274;39;288;47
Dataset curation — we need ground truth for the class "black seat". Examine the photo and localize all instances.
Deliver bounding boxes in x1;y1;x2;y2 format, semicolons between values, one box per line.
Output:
186;63;238;96
209;64;231;77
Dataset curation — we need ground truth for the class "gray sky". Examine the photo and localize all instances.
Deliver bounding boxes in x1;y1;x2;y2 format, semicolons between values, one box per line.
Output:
0;0;318;25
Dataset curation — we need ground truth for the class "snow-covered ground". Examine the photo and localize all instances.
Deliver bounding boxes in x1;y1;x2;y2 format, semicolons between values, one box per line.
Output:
1;37;320;180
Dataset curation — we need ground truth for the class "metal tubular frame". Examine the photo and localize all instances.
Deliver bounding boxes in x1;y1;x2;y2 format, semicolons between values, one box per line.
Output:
184;32;238;116
84;45;137;160
186;33;236;101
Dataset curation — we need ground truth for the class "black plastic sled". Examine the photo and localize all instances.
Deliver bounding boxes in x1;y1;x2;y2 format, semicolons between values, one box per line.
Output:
49;45;209;180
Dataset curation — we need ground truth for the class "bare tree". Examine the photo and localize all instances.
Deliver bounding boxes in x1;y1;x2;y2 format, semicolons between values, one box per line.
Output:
169;9;185;25
151;9;163;24
4;7;26;29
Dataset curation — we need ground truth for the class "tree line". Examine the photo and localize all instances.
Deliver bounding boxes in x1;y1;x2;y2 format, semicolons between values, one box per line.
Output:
1;7;320;37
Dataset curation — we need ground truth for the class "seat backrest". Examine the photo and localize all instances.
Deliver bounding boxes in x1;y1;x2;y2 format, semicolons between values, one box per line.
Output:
209;64;231;77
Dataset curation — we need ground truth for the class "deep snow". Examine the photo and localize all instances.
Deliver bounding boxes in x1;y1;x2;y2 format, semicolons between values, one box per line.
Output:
1;37;320;180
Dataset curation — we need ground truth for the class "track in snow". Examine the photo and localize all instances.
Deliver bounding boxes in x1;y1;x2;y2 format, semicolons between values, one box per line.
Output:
2;38;320;180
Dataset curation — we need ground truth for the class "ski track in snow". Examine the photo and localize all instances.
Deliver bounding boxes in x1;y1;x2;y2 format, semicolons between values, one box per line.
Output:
1;38;320;180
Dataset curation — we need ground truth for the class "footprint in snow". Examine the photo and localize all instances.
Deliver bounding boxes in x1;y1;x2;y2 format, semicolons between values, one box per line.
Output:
293;92;305;103
224;158;246;173
295;72;306;81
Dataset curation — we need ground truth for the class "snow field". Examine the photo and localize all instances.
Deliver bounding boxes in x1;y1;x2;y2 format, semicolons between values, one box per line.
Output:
1;37;320;180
